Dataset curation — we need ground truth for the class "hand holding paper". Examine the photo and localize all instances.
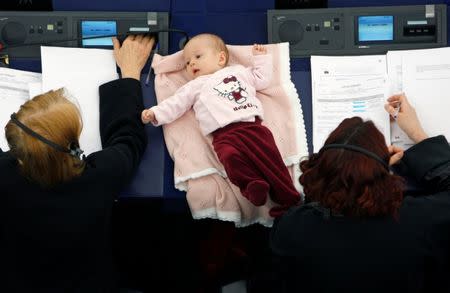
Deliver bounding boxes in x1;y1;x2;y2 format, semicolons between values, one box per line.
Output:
312;47;450;151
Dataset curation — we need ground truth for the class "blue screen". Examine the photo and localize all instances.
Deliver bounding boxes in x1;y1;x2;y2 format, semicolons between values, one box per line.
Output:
358;16;393;42
81;21;117;47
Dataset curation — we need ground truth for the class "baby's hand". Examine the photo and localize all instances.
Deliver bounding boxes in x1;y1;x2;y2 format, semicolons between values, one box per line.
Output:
141;109;155;124
252;44;267;55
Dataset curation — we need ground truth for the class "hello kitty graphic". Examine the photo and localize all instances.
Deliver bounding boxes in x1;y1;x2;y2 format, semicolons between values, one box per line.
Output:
213;75;248;104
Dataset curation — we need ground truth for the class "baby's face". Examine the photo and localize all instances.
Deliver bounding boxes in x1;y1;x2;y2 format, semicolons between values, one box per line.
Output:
183;38;226;79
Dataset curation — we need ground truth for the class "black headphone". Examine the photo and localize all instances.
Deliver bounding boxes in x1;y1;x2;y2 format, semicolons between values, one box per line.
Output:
9;113;85;160
321;143;389;170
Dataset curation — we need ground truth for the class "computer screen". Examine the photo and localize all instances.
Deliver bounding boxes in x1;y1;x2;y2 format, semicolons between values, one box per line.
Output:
81;21;117;47
358;15;394;42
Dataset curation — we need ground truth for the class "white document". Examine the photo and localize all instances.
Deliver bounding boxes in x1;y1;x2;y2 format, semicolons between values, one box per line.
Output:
312;48;450;152
0;68;42;151
386;47;450;149
28;82;43;99
41;46;119;155
311;55;390;152
386;50;414;148
402;47;450;143
386;50;404;95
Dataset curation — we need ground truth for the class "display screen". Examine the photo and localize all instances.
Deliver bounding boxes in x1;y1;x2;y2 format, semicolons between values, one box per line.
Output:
358;16;394;42
81;21;117;47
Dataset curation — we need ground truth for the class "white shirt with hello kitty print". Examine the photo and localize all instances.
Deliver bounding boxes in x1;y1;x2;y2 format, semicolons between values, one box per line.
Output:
150;54;272;135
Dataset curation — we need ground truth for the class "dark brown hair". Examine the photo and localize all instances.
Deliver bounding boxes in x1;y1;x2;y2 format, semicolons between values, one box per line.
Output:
5;89;85;188
300;117;404;218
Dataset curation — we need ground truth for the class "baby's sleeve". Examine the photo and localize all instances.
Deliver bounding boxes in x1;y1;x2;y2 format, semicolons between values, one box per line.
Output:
248;54;273;91
151;82;196;126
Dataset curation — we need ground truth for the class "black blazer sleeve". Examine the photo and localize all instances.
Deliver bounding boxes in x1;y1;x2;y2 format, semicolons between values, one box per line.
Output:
402;135;450;191
96;78;148;184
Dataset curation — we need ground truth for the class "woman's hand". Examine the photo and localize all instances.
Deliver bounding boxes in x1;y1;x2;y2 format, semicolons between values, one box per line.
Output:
385;93;428;143
388;145;404;166
112;35;155;80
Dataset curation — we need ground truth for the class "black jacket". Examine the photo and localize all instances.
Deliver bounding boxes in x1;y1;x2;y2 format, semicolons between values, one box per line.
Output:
270;136;450;293
0;78;147;293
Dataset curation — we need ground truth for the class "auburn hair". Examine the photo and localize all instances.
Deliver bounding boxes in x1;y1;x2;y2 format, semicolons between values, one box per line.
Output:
188;33;229;64
5;89;85;188
300;117;404;218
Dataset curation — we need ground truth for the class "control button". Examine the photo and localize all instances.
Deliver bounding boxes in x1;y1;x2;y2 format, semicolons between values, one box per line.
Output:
57;21;63;26
423;29;429;33
47;24;54;31
314;25;320;31
334;25;340;30
334;17;340;22
29;28;35;34
324;21;331;28
57;28;63;34
38;27;43;34
320;39;329;45
306;25;311;31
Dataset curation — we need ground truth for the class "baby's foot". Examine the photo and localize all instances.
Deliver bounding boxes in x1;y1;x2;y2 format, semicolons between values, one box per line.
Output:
243;180;270;206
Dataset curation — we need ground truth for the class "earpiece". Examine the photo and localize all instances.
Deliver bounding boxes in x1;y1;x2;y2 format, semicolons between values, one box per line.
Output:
179;36;189;49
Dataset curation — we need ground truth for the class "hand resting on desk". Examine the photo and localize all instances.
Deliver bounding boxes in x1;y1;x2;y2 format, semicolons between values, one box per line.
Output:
112;35;155;81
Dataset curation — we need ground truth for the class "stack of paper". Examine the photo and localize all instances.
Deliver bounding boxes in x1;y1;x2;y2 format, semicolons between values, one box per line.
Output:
387;48;450;149
0;68;41;150
311;55;390;152
0;47;118;155
311;47;450;151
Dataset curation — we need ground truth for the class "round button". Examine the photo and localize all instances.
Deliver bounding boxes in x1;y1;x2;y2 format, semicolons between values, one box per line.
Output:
278;20;303;45
1;22;27;45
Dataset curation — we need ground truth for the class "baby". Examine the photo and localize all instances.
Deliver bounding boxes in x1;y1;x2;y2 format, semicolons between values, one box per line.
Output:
142;33;300;210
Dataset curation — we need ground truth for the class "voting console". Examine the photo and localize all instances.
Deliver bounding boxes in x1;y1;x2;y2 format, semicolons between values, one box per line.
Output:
268;4;447;56
0;11;169;59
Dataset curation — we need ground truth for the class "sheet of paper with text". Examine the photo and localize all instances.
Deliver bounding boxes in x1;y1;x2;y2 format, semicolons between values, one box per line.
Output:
0;68;42;151
401;47;450;144
311;55;390;152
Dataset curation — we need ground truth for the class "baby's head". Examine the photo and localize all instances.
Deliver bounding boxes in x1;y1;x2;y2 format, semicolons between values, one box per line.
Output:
183;33;229;79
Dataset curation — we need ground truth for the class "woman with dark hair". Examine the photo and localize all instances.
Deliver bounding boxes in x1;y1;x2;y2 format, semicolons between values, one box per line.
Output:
0;35;154;292
270;94;450;292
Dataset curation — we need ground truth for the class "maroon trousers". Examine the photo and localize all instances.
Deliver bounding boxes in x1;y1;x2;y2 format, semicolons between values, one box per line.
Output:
212;119;300;216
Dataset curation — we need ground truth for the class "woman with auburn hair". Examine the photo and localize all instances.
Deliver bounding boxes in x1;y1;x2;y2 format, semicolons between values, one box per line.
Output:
270;94;450;293
0;35;154;292
299;117;405;218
